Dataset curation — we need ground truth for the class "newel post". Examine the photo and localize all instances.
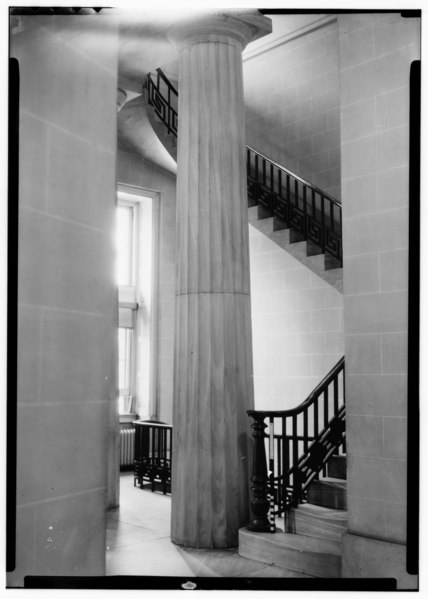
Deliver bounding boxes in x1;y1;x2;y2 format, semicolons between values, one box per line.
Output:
247;411;270;532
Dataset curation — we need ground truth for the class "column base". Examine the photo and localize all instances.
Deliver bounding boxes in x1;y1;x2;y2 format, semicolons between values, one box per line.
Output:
341;532;418;590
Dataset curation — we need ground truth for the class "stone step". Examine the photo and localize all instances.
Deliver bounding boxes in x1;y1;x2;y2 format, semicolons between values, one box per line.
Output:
247;206;343;292
239;526;341;578
327;454;347;480
306;477;347;510
284;503;347;543
248;205;261;224
250;215;275;236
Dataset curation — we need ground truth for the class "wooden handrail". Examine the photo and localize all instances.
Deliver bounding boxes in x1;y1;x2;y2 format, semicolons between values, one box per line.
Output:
245;144;341;209
247;356;346;529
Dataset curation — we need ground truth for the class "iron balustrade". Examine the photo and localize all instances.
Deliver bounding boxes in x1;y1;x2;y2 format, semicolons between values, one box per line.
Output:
133;420;173;494
144;69;343;267
247;356;345;533
146;69;178;137
246;145;342;265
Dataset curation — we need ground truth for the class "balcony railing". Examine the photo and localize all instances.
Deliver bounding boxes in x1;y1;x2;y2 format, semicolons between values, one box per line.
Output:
133;420;173;495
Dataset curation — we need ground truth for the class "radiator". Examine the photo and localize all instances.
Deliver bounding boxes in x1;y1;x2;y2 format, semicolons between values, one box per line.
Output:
120;426;135;469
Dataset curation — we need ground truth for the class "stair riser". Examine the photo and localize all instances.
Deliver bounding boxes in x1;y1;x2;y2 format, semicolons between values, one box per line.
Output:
251;217;275;236
327;455;347;480
286;513;346;543
307;484;347;510
239;529;341;578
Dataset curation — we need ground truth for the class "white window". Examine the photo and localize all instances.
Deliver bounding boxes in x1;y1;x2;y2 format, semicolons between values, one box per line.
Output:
116;187;158;420
116;200;138;415
116;203;135;286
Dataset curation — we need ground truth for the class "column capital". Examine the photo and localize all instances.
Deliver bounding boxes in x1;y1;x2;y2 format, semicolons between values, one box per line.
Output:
168;11;271;52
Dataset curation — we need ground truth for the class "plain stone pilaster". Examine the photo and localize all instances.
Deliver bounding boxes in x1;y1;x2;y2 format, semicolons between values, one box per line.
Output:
169;13;271;548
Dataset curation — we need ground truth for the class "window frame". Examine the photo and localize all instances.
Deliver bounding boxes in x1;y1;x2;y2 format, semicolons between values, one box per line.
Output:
116;184;160;421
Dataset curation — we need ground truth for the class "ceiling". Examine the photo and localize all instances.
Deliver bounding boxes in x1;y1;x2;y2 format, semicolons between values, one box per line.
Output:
117;12;329;95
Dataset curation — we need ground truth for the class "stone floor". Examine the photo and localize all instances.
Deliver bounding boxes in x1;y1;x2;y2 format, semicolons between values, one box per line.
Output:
106;472;312;579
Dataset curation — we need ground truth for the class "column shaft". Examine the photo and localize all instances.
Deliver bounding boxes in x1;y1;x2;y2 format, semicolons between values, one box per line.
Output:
171;26;258;548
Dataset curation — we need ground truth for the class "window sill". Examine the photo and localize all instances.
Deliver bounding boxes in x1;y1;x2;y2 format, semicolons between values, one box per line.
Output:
119;413;137;424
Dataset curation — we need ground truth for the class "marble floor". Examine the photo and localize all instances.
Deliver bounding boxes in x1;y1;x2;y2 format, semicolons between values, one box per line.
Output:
106;472;312;580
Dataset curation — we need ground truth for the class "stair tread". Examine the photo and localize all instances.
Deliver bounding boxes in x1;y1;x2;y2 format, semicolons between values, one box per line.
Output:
314;476;347;487
241;527;341;556
296;503;348;521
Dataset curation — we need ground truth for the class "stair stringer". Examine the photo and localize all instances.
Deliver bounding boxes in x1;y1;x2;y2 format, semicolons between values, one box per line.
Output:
249;207;343;292
117;94;177;175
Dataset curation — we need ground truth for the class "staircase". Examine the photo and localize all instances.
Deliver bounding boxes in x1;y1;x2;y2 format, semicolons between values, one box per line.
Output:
240;467;348;578
240;357;347;578
240;461;348;579
141;68;343;291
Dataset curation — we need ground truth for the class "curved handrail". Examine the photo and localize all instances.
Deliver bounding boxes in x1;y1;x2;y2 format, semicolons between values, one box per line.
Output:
245;144;341;208
145;70;340;209
247;355;345;419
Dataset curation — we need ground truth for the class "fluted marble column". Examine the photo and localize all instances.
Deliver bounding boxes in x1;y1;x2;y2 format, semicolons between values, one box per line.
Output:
169;13;271;548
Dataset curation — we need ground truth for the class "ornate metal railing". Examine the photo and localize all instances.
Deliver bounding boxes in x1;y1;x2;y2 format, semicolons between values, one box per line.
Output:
133;420;172;495
146;69;178;137
246;146;342;265
144;68;342;267
247;357;345;533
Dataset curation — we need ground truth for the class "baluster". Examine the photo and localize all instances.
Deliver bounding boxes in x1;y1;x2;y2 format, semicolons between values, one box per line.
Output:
292;415;299;504
330;201;334;233
314;396;319;439
303;186;307;236
247;414;271;532
255;154;259;182
292;415;298;468
334;376;339;415
167;84;171;134
276;433;282;515
324;388;329;428
342;363;346;405
321;195;325;252
292;415;303;505
262;157;266;187
133;424;139;486
268;417;275;530
303;408;308;453
247;148;251;178
294;179;298;213
282;417;288;512
286;175;290;222
270;163;274;213
148;74;153;106
151;426;156;491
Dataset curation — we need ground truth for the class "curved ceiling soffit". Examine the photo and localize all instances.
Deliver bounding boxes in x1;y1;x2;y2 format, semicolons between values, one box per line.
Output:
117;94;177;176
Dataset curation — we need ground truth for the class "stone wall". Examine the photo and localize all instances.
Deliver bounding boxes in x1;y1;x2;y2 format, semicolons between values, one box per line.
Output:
10;14;118;584
338;12;419;588
244;15;341;200
250;225;344;411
